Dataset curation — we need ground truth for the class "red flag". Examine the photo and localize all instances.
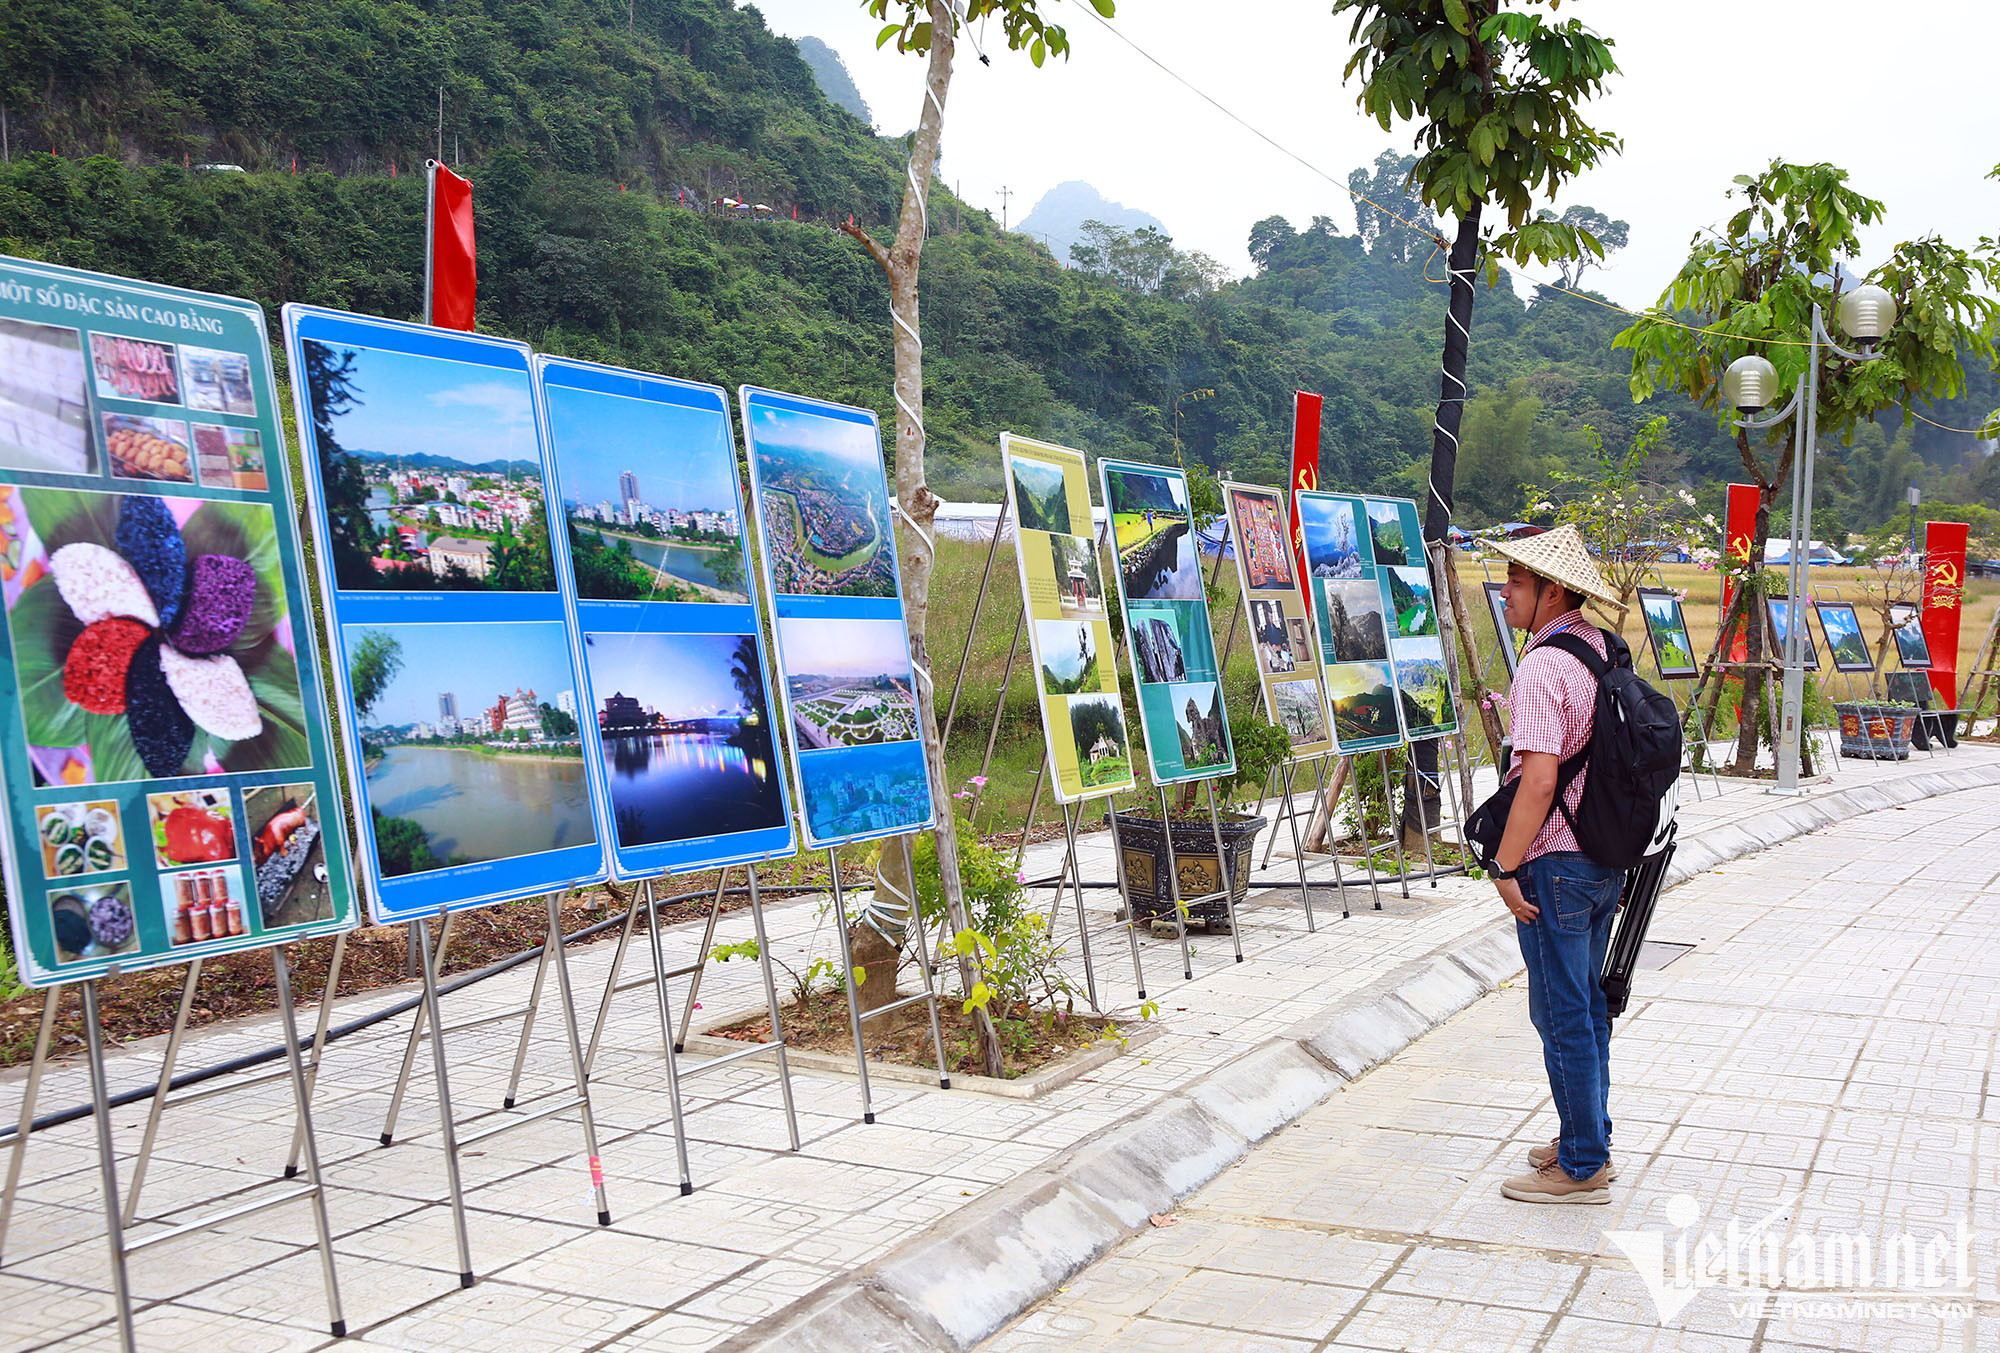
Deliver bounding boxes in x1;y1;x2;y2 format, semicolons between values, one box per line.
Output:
1720;483;1760;663
1921;520;1968;704
425;161;477;331
1288;391;1322;619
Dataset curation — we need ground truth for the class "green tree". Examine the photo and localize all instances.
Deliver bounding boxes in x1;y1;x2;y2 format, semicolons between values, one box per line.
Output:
348;630;403;719
1616;158;2000;772
1537;204;1628;288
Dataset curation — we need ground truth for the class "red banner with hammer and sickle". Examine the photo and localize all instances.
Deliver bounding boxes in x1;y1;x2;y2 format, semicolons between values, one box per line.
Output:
1719;482;1760;664
1289;391;1322;619
1921;519;1969;705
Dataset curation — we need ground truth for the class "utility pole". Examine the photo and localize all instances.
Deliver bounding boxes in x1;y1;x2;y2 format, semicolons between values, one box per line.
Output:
954;180;960;234
996;185;1012;232
436;87;444;161
1908;484;1921;557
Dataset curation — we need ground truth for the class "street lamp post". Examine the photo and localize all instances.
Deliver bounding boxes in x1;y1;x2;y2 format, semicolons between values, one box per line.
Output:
1908;484;1921;557
1722;284;1898;793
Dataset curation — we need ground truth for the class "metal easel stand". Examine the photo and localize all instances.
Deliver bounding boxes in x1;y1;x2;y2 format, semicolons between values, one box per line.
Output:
826;850;951;1124
581;866;801;1195
382;898;611;1287
79;950;347;1352
1153;785;1196;982
0;986;63;1267
1306;754;1384;913
1265;757;1335;925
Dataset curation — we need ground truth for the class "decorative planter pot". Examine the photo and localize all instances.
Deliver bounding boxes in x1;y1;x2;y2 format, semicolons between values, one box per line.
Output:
1111;811;1267;933
1834;703;1917;761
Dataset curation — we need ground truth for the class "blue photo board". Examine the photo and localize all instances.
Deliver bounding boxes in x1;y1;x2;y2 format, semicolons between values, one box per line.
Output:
282;308;606;920
739;387;934;850
1098;457;1235;784
1366;494;1457;740
0;257;360;987
538;358;795;879
1296;490;1404;754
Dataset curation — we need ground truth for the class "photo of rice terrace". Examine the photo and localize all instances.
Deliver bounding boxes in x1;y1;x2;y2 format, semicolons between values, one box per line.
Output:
2;486;309;785
749;402;896;598
1037;618;1101;695
1105;465;1198;601
1068;693;1131;789
1010;455;1072;536
1394;635;1454;734
300;339;555;594
1324;661;1399;743
779;615;918;750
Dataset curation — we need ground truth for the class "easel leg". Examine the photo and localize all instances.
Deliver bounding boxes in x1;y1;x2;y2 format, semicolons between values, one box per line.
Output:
1012;753;1051;869
1378;751;1411;899
674;873;731;1053
1204;781;1244;963
122;957;203;1224
641;878;695;1197
1157;786;1194;982
1105;803;1149;1001
272;948;347;1337
383;912;456;1147
1348;761;1383;910
0;985;61;1266
1315;754;1353;921
80;983;137;1353
1060;802;1099;1012
911;906;952;1091
827;852;876;1123
745;866;802;1151
501;920;555;1110
285;931;348;1179
1410;743;1439;889
584;889;644;1077
545;892;612;1226
413;912;474;1286
1279;762;1323;928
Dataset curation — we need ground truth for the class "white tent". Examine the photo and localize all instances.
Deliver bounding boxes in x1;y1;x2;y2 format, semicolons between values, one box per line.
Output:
1762;539;1850;566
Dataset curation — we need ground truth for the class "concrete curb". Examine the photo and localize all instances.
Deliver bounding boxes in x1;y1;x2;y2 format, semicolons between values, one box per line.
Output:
711;759;2000;1353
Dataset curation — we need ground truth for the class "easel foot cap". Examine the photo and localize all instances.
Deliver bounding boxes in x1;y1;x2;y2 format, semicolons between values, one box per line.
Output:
458;1272;475;1289
503;1098;515;1110
283;1164;299;1178
378;1134;394;1147
938;1076;951;1089
330;1320;347;1338
863;1111;876;1124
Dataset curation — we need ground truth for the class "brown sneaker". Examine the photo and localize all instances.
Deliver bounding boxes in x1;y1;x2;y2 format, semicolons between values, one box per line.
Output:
1527;1136;1617;1180
1501;1160;1611;1204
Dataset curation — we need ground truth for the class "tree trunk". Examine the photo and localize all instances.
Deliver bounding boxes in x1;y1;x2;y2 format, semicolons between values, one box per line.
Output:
842;3;1002;1079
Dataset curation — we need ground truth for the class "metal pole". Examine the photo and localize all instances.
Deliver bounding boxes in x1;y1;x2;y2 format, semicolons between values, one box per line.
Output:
501;921;555;1110
826;851;877;1122
285;931;348;1178
1349;761;1384;910
0;986;61;1264
1059;802;1099;1011
1203;780;1244;962
1104;802;1150;1001
1378;750;1410;898
1012;752;1051;867
1278;761;1320;929
745;866;802;1151
674;873;731;1052
969;605;1027;820
81;984;137;1353
1409;742;1439;888
1156;785;1194;981
584;890;644;1075
545;892;613;1226
413;911;474;1286
382;911;455;1145
122;958;203;1224
271;948;347;1337
640;879;694;1196
1777;347;1817;791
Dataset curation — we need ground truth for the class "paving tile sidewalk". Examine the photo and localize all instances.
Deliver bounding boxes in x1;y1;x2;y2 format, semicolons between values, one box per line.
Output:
1;746;1994;1351
984;779;2000;1353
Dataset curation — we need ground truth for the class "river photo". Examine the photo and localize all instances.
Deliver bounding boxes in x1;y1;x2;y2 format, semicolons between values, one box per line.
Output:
583;527;731;591
365;745;596;871
605;731;785;847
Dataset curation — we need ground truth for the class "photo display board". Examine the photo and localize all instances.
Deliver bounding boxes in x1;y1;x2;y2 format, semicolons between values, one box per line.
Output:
1222;481;1332;761
740;387;934;849
1767;598;1820;671
1889;603;1932;669
1295;491;1456;748
1098;458;1234;783
1637;587;1700;680
282;307;605;920
1813;601;1874;674
0;257;358;986
540;359;795;879
1000;435;1134;802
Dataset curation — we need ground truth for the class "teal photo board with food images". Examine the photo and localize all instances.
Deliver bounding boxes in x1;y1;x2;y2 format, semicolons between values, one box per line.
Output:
0;256;359;987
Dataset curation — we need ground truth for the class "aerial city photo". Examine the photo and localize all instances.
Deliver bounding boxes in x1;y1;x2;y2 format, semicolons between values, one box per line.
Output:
748;398;898;598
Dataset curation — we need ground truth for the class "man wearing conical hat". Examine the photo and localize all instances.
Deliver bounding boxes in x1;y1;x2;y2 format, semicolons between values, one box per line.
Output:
1484;524;1625;1204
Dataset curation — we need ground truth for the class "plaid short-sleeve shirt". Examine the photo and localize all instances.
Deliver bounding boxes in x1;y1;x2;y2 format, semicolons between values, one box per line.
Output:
1505;610;1605;862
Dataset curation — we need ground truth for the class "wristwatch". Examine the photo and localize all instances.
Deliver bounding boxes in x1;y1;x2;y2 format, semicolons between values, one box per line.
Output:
1489;862;1517;881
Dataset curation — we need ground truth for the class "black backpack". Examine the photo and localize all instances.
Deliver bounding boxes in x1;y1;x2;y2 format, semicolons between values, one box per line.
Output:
1467;627;1682;871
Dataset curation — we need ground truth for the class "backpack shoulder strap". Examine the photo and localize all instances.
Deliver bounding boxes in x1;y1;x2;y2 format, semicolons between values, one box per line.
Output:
1537;629;1608;678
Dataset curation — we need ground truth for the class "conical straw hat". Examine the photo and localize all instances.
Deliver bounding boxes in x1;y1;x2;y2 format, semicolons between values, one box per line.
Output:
1485;524;1618;607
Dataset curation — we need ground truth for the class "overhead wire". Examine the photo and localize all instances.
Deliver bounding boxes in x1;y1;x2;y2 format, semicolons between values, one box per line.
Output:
1058;0;2000;428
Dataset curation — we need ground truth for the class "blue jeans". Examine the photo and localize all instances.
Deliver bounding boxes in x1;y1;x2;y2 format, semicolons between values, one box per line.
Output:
1516;851;1623;1179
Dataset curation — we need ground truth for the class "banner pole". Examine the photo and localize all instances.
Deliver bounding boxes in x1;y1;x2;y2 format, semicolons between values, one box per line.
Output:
422;159;438;326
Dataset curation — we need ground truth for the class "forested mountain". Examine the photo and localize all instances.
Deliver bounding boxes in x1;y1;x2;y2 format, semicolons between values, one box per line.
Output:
0;0;1989;528
1017;181;1166;269
794;37;871;127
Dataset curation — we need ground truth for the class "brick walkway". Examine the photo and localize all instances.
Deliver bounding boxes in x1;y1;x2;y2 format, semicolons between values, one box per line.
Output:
984;780;2000;1353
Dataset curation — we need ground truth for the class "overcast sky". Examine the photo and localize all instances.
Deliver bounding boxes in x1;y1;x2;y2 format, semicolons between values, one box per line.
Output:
747;0;1999;309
